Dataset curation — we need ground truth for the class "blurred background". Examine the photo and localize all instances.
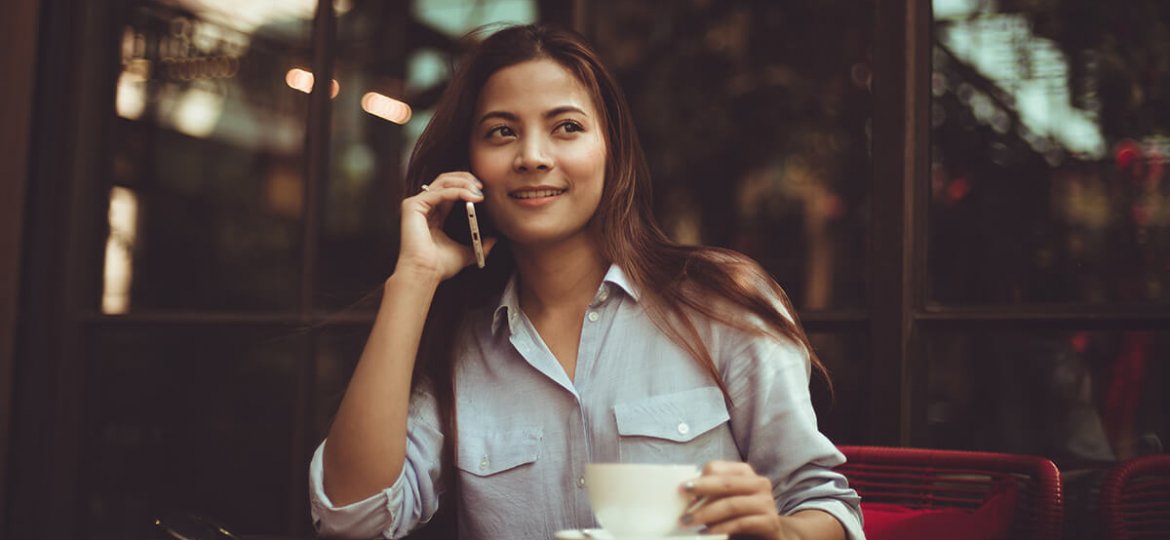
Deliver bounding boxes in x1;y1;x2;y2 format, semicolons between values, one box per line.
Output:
1;0;1167;538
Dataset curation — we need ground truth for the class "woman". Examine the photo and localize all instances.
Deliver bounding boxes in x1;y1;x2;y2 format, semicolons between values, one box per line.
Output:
310;24;864;540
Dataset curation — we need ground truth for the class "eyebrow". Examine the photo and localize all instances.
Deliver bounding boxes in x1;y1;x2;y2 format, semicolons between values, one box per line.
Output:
477;106;589;125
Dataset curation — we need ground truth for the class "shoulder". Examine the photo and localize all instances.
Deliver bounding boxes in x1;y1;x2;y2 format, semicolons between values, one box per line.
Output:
671;247;808;358
677;247;797;328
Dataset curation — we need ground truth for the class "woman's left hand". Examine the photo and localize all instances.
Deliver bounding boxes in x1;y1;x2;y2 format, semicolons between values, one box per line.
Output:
679;460;786;540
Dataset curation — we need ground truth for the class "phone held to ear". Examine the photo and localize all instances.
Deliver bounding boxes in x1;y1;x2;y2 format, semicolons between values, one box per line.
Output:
443;198;490;268
466;201;486;268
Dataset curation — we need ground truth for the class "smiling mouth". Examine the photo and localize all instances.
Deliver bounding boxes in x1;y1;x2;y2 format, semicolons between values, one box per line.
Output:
510;188;567;199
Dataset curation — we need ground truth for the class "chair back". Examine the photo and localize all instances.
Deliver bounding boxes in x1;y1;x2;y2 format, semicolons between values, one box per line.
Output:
1100;453;1170;540
837;445;1063;540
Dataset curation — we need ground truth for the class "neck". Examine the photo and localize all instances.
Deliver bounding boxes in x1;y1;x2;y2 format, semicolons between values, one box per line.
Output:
512;235;609;318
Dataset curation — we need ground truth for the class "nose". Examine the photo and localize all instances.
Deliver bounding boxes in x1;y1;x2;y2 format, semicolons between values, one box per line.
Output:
513;137;553;172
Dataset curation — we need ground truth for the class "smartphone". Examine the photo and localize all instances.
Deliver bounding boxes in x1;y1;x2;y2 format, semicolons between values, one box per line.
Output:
444;198;492;268
465;201;486;268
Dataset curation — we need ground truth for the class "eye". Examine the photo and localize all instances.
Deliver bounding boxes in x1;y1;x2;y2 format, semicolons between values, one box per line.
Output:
555;120;584;134
486;125;516;139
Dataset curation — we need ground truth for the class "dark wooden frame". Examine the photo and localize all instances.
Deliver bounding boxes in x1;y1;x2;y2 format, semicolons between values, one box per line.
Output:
0;0;45;532
867;0;932;445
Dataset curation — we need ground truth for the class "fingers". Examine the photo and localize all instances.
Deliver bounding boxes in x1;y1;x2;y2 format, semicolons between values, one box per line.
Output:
682;490;774;523
395;172;492;279
701;513;783;537
679;461;781;536
442;234;501;272
683;461;766;497
402;172;484;231
412;172;483;204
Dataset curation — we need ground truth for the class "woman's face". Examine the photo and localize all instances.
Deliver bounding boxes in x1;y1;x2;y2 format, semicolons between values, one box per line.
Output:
469;58;607;249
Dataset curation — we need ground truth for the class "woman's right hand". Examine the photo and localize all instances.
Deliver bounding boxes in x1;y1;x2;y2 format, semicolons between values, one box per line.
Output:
394;171;495;282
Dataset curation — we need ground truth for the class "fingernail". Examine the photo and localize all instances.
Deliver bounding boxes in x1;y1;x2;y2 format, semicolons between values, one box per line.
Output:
680;514;693;525
682;480;695;492
472;188;483;196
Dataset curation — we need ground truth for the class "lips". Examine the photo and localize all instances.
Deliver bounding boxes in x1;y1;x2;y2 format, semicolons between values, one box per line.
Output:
510;188;567;199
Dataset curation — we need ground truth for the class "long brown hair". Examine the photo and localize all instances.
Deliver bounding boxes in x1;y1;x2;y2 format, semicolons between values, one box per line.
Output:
403;21;829;525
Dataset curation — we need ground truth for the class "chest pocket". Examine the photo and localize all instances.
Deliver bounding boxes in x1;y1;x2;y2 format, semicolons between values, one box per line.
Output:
454;426;547;537
613;386;736;464
456;426;543;477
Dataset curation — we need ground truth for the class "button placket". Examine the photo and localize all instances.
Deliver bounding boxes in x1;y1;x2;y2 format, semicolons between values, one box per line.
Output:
594;286;609;305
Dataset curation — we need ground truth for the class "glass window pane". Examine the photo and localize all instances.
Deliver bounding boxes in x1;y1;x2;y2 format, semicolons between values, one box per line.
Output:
83;326;304;539
809;332;869;444
315;1;872;311
930;2;1170;306
317;1;549;308
925;330;1169;465
102;2;314;313
315;327;365;443
586;1;873;310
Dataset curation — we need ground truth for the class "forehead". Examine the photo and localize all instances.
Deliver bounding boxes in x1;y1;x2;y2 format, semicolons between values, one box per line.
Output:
475;58;597;115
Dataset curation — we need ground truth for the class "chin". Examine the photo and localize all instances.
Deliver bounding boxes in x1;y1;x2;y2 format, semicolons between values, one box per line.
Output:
502;227;588;249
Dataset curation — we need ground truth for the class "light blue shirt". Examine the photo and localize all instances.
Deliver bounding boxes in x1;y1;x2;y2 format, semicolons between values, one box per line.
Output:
310;265;864;539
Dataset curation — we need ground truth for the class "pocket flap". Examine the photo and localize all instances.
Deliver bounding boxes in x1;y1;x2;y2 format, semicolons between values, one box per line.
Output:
614;386;730;442
456;427;543;477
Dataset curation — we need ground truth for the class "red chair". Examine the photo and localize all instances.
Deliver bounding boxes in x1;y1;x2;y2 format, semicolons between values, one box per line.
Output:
837;445;1063;540
1100;453;1170;540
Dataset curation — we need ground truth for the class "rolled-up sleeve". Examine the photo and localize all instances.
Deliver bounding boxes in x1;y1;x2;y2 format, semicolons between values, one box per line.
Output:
722;331;866;540
309;386;446;539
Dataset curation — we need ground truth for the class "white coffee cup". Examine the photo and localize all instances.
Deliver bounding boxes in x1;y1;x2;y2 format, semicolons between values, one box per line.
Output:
583;463;699;537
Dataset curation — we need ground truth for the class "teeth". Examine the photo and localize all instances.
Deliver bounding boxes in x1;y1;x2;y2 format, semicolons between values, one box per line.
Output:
512;189;566;199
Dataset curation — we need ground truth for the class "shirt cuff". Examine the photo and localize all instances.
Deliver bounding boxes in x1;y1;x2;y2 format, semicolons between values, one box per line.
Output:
309;440;405;539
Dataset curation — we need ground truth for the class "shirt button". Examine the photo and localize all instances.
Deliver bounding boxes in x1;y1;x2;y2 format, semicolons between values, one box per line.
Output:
479;456;490;471
677;422;690;435
577;476;586;488
598;289;609;302
587;311;600;322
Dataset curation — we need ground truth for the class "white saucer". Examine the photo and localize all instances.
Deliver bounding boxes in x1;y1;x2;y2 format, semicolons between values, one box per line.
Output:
553;529;728;540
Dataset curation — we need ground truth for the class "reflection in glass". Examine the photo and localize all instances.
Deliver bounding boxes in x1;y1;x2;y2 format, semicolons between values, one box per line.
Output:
284;67;340;98
586;1;872;310
361;92;413;124
930;2;1170;305
315;0;872;311
926;330;1168;465
102;186;140;314
315;1;540;308
105;2;313;311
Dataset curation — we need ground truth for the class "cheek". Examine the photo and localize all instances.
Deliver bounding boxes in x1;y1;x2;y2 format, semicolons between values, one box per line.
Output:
469;147;509;183
564;141;608;180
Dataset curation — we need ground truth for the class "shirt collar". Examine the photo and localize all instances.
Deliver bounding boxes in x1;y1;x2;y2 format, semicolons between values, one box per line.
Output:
600;263;640;302
491;273;523;337
490;263;641;337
